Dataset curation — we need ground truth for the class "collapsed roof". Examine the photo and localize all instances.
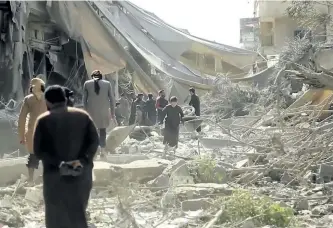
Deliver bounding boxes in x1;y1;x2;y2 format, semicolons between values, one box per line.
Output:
46;1;258;99
1;1;258;103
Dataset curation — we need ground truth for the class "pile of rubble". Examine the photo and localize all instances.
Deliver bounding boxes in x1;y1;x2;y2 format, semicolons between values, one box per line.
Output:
2;74;333;227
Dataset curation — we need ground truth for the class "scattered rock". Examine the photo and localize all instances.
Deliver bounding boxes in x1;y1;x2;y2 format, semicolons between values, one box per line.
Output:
147;174;170;190
174;183;232;201
294;198;309;211
319;164;333;183
242;218;255;228
93;159;168;185
235;159;250;168
181;198;211;211
24;187;43;204
281;172;298;185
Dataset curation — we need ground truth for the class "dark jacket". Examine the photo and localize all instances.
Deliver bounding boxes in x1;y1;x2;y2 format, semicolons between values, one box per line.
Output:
144;98;156;124
189;94;200;116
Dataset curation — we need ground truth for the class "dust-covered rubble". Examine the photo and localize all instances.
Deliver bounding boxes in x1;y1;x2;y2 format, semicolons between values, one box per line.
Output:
3;78;333;227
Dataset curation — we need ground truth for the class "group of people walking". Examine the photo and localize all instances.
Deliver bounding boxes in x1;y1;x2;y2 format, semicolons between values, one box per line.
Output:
17;70;200;228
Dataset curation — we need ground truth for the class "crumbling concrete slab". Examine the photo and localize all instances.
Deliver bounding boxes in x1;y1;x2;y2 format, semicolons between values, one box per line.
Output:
181;198;211;211
106;125;136;151
319;164;333;183
0;157;42;186
235;159;250;168
174;183;233;201
199;137;244;149
93;159;169;185
104;154;149;164
25;186;43;204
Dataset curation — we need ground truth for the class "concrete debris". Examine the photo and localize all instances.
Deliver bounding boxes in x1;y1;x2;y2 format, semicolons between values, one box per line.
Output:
181;198;211;211
294;198;310;211
319;164;333;183
24;187;43;204
4;67;333;227
93;159;168;184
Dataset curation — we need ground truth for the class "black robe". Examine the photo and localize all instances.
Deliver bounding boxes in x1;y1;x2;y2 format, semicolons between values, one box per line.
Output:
156;96;168;124
33;105;99;228
189;94;201;132
161;104;184;147
144;98;156;125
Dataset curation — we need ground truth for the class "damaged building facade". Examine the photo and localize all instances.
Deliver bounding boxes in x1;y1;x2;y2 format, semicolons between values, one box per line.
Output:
0;1;88;103
0;1;258;106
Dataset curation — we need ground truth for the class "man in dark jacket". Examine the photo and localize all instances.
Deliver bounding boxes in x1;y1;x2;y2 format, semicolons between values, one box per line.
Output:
33;85;99;228
129;93;145;125
156;90;168;124
189;87;201;132
144;93;156;125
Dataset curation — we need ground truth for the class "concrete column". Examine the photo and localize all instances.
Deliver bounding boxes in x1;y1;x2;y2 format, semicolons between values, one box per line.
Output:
198;54;205;71
327;5;333;43
214;57;223;72
114;71;119;100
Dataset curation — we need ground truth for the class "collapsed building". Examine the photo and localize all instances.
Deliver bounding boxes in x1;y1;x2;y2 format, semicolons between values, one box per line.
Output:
0;1;259;103
0;1;261;154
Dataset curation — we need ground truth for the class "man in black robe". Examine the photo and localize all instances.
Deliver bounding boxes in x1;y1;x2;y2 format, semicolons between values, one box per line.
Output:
33;85;99;228
160;96;184;152
189;87;201;132
144;93;156;125
156;90;168;124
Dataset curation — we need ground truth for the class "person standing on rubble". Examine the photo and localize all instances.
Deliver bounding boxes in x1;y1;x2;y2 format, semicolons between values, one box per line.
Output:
33;85;99;228
188;87;201;132
118;92;130;125
128;92;137;125
83;70;115;159
144;93;157;125
18;77;47;185
129;93;145;125
160;96;184;152
156;90;168;124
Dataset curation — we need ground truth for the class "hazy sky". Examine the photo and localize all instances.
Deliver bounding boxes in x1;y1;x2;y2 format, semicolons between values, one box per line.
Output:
129;0;254;47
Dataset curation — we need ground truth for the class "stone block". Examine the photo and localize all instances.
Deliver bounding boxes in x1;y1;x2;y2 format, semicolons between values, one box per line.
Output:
294;198;309;211
147;174;170;190
181;198;210;211
0;157;42;187
93;159;168;185
105;154;149;164
235;159;249;168
25;187;43;204
319;164;333;182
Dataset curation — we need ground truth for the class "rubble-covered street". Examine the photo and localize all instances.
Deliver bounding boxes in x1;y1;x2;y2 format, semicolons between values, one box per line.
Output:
2;74;333;227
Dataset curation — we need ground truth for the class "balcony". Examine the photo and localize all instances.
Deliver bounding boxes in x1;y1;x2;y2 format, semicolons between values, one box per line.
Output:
258;0;329;20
